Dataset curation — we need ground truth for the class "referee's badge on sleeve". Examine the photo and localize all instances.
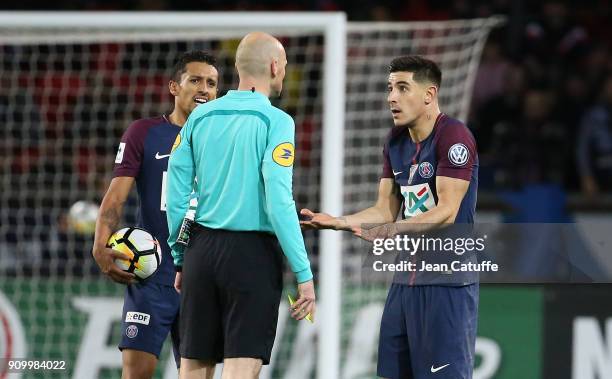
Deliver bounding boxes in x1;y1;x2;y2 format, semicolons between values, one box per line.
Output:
171;134;181;153
272;142;295;167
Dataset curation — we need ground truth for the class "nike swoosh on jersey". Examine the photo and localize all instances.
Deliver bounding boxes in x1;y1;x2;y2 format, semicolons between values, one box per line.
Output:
430;364;450;373
393;170;403;176
155;152;171;160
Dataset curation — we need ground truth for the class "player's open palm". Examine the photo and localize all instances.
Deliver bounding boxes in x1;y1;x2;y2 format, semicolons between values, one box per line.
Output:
292;280;316;322
300;208;338;230
92;246;136;285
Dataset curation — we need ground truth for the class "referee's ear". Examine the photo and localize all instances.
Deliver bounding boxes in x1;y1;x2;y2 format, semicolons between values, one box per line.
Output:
271;59;279;78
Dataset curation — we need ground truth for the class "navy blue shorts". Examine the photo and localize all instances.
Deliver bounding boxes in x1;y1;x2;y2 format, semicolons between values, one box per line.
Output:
377;284;479;379
119;280;181;366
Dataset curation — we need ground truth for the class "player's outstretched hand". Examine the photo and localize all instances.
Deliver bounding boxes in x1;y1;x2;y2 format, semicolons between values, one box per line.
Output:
92;246;136;285
174;272;182;293
300;208;341;230
291;280;316;322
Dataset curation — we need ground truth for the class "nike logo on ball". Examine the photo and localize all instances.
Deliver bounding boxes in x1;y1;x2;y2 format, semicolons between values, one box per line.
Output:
431;364;450;373
155;152;171;159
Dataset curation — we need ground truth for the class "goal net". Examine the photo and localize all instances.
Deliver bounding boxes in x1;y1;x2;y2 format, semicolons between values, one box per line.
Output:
0;13;501;379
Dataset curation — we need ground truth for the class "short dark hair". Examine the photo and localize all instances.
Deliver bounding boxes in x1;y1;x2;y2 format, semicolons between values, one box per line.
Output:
171;50;218;82
389;56;442;89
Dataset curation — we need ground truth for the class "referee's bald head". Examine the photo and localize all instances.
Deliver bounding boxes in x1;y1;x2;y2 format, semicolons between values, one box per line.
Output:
236;32;286;80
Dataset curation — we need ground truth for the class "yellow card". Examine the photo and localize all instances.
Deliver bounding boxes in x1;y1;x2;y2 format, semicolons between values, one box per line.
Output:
287;294;313;323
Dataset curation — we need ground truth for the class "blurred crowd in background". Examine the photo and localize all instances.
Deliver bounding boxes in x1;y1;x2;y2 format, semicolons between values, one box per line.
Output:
5;0;609;196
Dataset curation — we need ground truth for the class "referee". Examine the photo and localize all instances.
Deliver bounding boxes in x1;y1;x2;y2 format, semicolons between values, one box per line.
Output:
166;32;316;379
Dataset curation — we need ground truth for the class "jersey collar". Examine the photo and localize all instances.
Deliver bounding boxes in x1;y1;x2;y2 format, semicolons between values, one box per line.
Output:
162;114;181;128
226;90;271;105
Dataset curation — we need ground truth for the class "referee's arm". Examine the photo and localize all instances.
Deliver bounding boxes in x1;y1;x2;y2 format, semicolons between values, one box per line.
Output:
262;115;313;283
166;122;196;271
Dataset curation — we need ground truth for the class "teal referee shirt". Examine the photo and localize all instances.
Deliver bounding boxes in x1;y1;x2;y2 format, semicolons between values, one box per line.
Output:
166;90;312;283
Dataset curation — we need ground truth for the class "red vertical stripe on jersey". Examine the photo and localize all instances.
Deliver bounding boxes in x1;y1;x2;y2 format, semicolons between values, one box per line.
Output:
411;142;421;165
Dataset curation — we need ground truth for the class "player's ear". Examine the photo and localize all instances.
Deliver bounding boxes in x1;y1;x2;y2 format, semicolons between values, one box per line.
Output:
169;80;180;96
271;59;278;78
424;85;437;105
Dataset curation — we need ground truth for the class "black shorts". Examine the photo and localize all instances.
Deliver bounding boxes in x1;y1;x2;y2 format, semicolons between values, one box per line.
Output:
180;223;283;365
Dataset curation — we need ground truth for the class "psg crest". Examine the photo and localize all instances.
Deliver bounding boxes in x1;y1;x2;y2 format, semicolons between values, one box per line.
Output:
418;161;434;178
126;325;139;339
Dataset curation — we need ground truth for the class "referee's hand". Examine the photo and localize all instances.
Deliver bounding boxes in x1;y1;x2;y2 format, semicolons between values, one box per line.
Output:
291;280;316;322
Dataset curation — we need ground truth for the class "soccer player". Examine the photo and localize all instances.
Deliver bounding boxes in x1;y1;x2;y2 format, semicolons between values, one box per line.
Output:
92;51;219;379
166;32;315;379
301;56;479;379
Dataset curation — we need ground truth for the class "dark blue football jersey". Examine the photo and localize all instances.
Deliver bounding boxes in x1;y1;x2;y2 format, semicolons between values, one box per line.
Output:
113;115;180;286
382;113;479;285
382;113;478;222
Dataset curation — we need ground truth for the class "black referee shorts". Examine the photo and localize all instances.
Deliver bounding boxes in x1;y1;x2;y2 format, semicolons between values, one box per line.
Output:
180;223;283;365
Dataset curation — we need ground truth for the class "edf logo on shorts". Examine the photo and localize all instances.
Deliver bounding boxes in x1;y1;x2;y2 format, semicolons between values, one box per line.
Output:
125;311;151;325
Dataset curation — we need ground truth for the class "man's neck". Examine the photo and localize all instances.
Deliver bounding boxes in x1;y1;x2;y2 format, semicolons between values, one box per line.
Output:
237;77;271;98
168;109;187;127
407;108;441;143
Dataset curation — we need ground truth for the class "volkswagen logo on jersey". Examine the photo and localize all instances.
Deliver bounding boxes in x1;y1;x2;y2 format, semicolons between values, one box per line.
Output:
448;143;469;166
418;161;434;178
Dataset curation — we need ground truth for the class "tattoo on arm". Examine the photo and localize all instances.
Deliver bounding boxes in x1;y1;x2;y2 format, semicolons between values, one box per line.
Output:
100;206;121;232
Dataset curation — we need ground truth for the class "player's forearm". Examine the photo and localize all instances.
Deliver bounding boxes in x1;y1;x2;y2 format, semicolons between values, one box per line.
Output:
337;179;400;230
94;198;124;249
394;204;458;233
338;206;396;230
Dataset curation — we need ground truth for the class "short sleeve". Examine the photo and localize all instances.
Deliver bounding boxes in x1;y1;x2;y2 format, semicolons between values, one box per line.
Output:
381;143;394;179
112;121;148;178
435;123;477;181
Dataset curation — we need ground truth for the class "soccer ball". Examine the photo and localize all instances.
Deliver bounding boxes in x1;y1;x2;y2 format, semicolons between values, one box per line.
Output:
67;200;99;235
107;227;162;280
